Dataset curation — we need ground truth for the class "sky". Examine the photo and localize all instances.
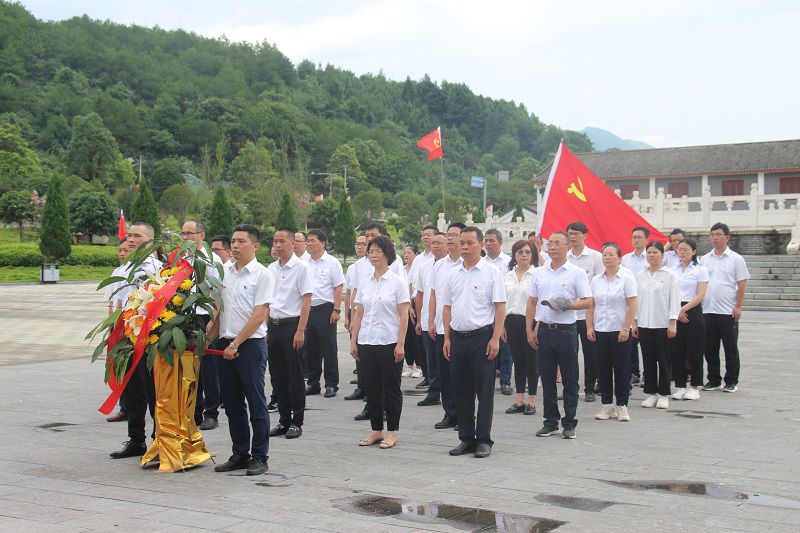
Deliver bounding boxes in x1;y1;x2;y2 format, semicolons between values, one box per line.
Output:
17;0;800;148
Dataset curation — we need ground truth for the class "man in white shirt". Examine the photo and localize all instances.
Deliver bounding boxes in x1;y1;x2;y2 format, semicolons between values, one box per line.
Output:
663;228;685;269
427;222;465;429
267;228;313;439
621;226;650;386
104;238;134;423
304;229;345;398
210;235;232;265
527;231;593;440
344;233;368;333
484;229;514;395
294;231;311;262
566;221;603;402
700;222;750;393
407;224;437;293
442;227;506;458
208;224;273;476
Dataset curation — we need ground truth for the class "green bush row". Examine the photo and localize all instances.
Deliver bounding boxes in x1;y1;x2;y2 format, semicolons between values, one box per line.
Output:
0;242;118;267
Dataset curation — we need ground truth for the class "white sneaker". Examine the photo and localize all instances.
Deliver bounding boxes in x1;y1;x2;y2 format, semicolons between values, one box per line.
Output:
411;367;423;378
641;395;657;408
656;395;669;409
401;367;414;377
672;388;686;400
595;404;616;420
684;388;700;401
615;405;631;421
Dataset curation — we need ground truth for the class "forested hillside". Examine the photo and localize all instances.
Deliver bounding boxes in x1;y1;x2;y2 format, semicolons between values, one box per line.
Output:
0;1;591;241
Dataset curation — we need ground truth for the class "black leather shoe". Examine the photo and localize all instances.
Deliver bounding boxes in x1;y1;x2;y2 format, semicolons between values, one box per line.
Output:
285;425;302;439
585;391;596;402
415;378;429;389
449;441;476;456
109;440;146;459
354;407;370;421
474;443;492;458
500;384;513;395
246;457;268;475
267;401;278;413
435;416;457;429
345;388;365;400
524;404;536;416
324;387;337;398
214;454;250;472
106;411;127;422
269;424;289;437
417;396;440;407
305;385;321;396
505;403;525;414
199;417;218;430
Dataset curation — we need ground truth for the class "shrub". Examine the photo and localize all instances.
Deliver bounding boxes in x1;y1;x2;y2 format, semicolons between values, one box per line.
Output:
0;242;117;267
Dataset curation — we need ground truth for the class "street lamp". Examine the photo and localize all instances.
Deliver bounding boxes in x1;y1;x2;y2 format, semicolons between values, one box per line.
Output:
310;165;348;198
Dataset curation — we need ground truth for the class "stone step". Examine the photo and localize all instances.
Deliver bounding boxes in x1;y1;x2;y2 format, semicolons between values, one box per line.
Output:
743;255;800;262
743;305;800;312
746;273;800;281
746;279;800;287
745;292;800;300
742;298;800;308
748;266;800;274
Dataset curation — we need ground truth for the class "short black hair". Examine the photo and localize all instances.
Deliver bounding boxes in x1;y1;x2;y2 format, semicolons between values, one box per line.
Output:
549;230;569;242
632;226;650;238
484;228;502;242
447;221;466;231
274;226;295;240
433;231;447;237
566;221;588;234
670;228;686;237
646;240;665;253
307;229;328;243
710;222;730;236
679;238;700;264
601;241;622;258
422;224;437;233
295;231;307;240
364;221;388;236
211;235;231;249
367;235;396;264
232;224;260;243
461;226;484;242
405;244;420;254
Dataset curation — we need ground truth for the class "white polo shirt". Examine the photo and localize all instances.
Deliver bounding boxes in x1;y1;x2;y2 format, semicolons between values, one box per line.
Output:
440;258;506;332
700;248;750;314
567;246;603;320
529;260;592;324
590;268;637;332
635;267;680;328
429;255;462;334
407;250;434;290
345;256;367;290
485;251;512;274
413;257;439;332
308;251;345;306
663;249;680;269
220;257;274;339
354;255;405;288
354;270;410;345
267;254;313;319
298;250;311;262
504;266;535;316
671;261;710;302
621;250;648;274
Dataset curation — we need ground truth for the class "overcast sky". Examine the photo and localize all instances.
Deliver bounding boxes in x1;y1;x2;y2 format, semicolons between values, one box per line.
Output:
18;0;800;148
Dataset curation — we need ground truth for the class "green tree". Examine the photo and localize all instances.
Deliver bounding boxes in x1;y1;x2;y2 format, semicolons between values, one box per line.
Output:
159;183;195;224
69;190;117;240
64;113;122;185
0;190;36;240
351;188;383;225
513;156;543;181
308;197;338;236
0;123;41;190
38;175;71;261
333;191;355;262
149;159;185;198
228;140;273;187
130;176;160;237
328;143;366;194
206;186;235;241
274;191;297;231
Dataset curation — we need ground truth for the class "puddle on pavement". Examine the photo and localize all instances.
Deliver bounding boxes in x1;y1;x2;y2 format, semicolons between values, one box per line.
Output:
401;389;428;396
608;481;800;510
36;422;77;432
334;495;565;531
671;410;744;419
534;494;617;512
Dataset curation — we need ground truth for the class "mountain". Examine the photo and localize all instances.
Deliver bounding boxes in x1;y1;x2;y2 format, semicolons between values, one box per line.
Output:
582;127;652;152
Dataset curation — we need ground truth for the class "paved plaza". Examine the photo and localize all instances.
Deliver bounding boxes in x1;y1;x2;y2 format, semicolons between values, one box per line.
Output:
1;282;799;532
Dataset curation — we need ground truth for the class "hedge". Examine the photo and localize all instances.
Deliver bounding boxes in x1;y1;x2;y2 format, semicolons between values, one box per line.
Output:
0;242;118;267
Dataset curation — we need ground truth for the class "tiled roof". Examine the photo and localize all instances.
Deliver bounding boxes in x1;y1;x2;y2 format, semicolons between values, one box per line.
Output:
533;139;800;182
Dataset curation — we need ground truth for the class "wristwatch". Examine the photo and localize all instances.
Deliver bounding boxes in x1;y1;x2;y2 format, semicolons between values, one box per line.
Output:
333;308;341;313
228;340;238;350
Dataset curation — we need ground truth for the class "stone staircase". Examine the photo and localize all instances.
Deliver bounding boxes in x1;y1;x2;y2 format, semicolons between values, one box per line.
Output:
742;255;800;312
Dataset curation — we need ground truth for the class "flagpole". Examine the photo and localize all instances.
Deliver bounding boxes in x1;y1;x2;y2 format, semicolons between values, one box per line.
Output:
537;140;564;236
438;127;446;219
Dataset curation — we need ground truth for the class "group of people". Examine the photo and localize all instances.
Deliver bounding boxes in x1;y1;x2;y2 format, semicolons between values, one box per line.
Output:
103;216;749;472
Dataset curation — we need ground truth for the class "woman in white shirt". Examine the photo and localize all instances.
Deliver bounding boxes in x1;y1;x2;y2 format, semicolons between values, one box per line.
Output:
502;240;539;415
401;245;423;378
350;236;410;449
587;242;637;422
669;238;709;401
634;241;680;409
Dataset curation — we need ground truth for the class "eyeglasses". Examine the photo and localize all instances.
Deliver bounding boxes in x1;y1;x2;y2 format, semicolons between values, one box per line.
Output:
355;242;367;247
180;231;199;237
367;249;385;256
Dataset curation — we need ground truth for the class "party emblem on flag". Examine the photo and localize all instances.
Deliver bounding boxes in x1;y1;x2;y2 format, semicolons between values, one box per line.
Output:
567;177;587;202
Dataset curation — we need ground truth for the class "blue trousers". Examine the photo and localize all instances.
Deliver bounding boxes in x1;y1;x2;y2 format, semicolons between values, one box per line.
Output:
436;334;456;419
422;331;440;399
497;340;512;386
537;323;579;431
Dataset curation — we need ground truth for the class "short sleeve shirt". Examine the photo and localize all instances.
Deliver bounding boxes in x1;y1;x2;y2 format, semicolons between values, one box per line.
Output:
504;267;535;316
590;269;637;332
671;262;710;302
267;254;313;319
429;255;463;334
220;257;274;339
308;252;345;306
529;261;592;324
440;258;506;332
567;246;603;319
355;270;410;345
700;248;750;314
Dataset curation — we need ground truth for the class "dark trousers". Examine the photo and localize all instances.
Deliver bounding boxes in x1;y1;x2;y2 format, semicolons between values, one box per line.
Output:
704;313;740;386
436;333;456;419
577;319;598;392
306;302;339;389
497;340;512;386
422;331;440;398
359;343;402;431
639;327;672;396
451;328;495;446
194;315;220;424
218;338;269;460
671;304;705;387
267;321;306;427
505;315;538;395
595;331;631;406
630;336;641;378
121;354;155;443
538;324;579;430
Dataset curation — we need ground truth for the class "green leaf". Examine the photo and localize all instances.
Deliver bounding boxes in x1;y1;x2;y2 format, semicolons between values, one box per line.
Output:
198;303;216;316
146;347;157;372
198;281;210;298
158;328;174;353
85;308;121;341
194;259;206;284
91;338;108;363
161;347;174;366
165;315;186;327
96;276;126;291
215;261;225;280
180;292;201;311
195;328;207;357
173;327;186;355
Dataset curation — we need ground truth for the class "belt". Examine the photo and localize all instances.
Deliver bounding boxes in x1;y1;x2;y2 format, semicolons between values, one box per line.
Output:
540;322;576;330
451;324;493;338
269;316;300;326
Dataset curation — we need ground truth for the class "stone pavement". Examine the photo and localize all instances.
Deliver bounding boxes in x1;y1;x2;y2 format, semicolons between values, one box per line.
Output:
1;282;800;532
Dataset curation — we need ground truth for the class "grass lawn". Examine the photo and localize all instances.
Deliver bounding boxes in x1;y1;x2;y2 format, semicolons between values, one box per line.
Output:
0;265;112;283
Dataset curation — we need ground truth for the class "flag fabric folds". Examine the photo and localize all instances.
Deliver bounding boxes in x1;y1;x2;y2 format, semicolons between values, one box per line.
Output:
416;127;443;160
537;142;667;254
118;209;126;241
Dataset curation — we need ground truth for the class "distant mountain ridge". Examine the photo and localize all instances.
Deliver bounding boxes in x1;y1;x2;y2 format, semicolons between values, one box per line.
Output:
582;127;652;152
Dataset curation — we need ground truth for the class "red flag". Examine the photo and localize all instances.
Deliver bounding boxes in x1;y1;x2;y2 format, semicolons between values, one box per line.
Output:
118;209;126;241
416;127;443;160
537;143;667;254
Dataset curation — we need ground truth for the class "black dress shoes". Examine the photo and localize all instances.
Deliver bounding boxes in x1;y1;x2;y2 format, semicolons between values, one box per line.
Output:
417;396;440;407
345;388;365;400
449;441;476;456
285;425;302;439
505;403;525;414
246;457;268;475
109;440;147;459
354;407;370;421
324;387;337;398
585;391;596;402
106;411;127;422
305;385;321;396
267;401;278;412
415;378;429;389
199;417;218;430
500;384;513;395
474;443;492;458
435;416;457;429
269;424;289;437
215;454;250;472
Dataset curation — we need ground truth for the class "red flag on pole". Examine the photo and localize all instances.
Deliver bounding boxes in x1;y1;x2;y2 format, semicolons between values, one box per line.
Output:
416;127;443;160
118;209;126;241
537;142;667;254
